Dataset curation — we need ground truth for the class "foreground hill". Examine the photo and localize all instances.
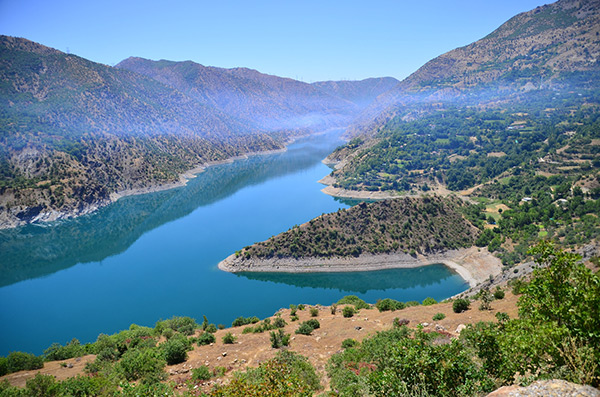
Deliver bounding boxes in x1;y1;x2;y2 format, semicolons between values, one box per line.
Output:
2;243;599;395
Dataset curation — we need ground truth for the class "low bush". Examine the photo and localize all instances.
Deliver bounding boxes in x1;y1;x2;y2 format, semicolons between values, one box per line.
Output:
270;329;291;348
191;365;212;381
231;316;260;327
341;339;358;349
210;351;321;396
162;337;189;366
155;316;197;336
6;351;44;374
433;313;446;321
494;288;505;300
310;307;319;317
295;320;320;336
44;338;85;361
453;298;471;313
342;306;355;318
337;295;370;310
197;332;216;346
273;317;287;328
376;298;405;312
222;332;237;344
422;297;437;306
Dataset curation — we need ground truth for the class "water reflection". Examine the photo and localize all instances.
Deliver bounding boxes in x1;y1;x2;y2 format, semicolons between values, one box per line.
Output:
237;265;467;294
0;130;346;287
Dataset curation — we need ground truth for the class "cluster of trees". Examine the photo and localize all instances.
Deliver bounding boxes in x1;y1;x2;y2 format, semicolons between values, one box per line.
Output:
463;172;600;265
240;196;478;260
332;91;599;195
327;243;600;395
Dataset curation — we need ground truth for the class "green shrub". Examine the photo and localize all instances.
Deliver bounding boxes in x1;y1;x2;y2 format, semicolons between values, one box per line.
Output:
191;365;212;381
310;307;319;317
43;338;85;361
298;304;306;310
376;298;405;312
291;315;299;322
295;322;316;336
453;299;470;313
341;339;358;349
155;316;198;336
328;327;485;396
331;304;337;315
162;337;189;365
6;351;43;373
231;316;260;327
59;374;117;396
342;306;355;318
25;373;58;397
495;312;510;323
0;357;7;377
118;348;167;383
494;288;505;300
222;332;237;344
405;300;420;307
205;324;217;333
211;351;321;395
197;332;216;346
273;317;287;328
337;295;370;310
433;313;446;321
479;289;493;311
270;329;291;348
422;297;437;306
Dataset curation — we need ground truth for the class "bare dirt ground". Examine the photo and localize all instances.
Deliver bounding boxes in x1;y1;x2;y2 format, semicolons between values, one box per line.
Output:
2;291;520;393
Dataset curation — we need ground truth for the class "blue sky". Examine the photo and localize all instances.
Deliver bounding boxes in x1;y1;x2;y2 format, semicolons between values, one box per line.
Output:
0;0;550;82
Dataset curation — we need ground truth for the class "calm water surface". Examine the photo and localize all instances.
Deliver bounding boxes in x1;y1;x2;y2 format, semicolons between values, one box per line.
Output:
0;130;468;355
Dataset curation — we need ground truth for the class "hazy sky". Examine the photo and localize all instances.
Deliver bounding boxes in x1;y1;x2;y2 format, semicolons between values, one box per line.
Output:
1;0;550;82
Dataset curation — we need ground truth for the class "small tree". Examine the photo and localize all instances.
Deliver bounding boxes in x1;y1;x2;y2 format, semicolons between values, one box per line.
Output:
270;329;291;348
222;332;236;344
453;299;470;313
479;289;493;311
343;306;355;318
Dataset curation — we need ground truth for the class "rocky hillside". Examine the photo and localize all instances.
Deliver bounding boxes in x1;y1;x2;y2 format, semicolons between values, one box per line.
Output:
238;196;479;260
0;36;390;229
350;0;600;136
115;57;357;131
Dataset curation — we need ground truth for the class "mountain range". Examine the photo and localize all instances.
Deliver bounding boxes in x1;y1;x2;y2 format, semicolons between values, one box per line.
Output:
0;36;396;228
1;0;599;229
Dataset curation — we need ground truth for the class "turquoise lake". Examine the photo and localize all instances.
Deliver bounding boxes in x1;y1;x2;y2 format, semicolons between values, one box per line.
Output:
0;129;468;356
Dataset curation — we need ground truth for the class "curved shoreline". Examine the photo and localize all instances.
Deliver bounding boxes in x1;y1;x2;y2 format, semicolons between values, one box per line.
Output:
218;246;502;288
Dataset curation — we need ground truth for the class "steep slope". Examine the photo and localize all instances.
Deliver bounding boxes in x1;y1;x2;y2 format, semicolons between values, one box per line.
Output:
311;77;399;107
115;57;357;131
228;195;479;261
350;0;600;135
0;36;284;228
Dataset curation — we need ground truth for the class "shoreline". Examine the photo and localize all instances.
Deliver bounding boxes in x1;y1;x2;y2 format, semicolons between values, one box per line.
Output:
218;246;503;288
0;132;319;230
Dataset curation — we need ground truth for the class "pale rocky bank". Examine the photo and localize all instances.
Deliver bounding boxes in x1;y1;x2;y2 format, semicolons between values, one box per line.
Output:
218;246;502;287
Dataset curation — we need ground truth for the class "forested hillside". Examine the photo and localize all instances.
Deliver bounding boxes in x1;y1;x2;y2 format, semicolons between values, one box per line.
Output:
0;36;380;229
238;196;478;260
